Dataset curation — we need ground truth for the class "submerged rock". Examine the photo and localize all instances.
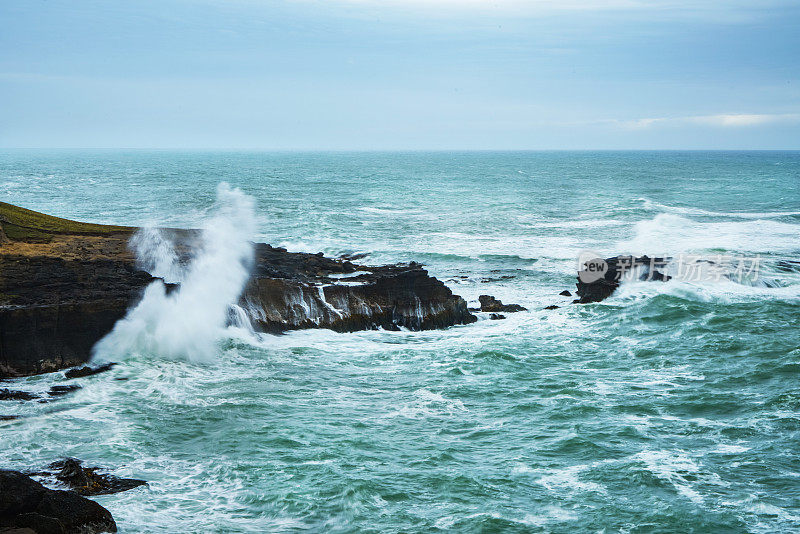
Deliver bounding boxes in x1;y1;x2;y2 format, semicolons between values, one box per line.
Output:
559;290;572;297
0;469;117;534
478;295;527;313
0;201;476;377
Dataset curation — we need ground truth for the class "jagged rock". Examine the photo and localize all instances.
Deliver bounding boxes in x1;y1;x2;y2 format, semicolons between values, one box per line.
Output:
575;255;670;303
64;364;116;380
0;390;37;401
0;470;116;533
559;290;572;297
35;459;147;497
0;202;476;377
478;295;527;313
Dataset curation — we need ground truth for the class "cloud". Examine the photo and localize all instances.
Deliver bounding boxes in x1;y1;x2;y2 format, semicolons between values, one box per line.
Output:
614;113;800;129
318;0;799;17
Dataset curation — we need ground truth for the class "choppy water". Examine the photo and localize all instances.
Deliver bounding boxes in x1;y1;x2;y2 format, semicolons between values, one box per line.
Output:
2;151;800;533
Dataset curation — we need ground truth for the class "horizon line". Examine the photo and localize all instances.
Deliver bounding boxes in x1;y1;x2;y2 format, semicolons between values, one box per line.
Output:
2;147;800;153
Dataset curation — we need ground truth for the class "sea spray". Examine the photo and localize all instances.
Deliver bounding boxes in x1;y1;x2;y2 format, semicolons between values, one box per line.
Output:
93;183;256;362
129;227;185;284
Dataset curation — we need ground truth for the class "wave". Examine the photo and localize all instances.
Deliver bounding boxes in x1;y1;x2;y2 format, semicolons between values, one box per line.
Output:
637;198;800;219
610;278;800;305
617;213;800;255
92;183;256;363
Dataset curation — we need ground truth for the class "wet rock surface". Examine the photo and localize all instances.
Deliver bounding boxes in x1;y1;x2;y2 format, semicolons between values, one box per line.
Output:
478;295;527;313
0;470;117;534
575;255;670;304
36;459;147;497
0;202;476;377
63;364;116;380
0;390;37;401
47;385;81;398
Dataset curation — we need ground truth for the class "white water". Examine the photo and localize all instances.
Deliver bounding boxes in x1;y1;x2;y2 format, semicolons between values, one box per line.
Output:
92;183;256;363
129;227;185;283
617;213;800;255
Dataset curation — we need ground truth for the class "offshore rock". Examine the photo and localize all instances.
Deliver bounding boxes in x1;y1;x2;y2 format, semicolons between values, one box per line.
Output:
0;470;116;534
478;295;527;313
0;202;476;377
0;390;37;401
63;364;116;380
575;255;671;303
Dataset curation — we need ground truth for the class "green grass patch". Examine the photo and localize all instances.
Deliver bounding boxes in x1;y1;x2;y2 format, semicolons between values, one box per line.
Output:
0;201;134;242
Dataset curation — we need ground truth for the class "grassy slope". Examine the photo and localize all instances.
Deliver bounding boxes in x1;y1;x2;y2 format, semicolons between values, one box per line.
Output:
0;201;134;242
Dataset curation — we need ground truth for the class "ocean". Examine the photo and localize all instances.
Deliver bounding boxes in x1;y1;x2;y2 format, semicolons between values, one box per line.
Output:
2;150;800;532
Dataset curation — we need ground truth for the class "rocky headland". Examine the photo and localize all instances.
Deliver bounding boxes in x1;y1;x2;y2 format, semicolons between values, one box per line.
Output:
0;202;476;378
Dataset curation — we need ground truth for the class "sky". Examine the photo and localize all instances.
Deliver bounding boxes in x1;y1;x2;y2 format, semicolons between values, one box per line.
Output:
0;0;798;150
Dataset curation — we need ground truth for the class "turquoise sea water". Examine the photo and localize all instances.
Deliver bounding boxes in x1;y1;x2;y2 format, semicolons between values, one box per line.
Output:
2;151;800;532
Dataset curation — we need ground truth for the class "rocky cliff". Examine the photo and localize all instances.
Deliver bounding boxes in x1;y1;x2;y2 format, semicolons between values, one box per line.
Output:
0;202;475;378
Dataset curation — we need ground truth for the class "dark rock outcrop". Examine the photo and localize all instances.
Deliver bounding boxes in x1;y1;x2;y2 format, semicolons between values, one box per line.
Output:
40;459;147;497
559;290;572;297
0;202;476;377
0;390;37;401
0;470;116;533
0;254;154;378
575;255;671;303
478;295;527;313
243;251;475;333
47;385;81;397
63;364;116;380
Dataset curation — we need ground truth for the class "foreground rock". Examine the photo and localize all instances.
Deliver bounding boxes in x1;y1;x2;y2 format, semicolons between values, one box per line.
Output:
575;255;670;303
0;470;116;533
0;202;476;377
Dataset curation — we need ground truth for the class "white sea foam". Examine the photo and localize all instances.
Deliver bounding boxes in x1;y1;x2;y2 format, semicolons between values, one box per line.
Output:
618;213;800;255
639;198;800;219
612;276;800;304
92;183;256;363
634;449;705;504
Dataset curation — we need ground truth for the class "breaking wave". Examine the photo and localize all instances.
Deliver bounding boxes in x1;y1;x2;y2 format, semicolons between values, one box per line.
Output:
92;183;256;363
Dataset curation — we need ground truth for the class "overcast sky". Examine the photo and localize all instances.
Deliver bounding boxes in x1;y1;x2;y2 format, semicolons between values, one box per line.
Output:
1;0;798;149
